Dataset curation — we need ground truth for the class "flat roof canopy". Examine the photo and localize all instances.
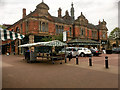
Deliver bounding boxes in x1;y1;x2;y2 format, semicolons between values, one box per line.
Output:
68;39;100;45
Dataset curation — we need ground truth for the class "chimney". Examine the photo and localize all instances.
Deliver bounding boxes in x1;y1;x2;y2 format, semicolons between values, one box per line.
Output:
23;8;26;18
58;8;62;18
65;10;69;16
99;20;101;25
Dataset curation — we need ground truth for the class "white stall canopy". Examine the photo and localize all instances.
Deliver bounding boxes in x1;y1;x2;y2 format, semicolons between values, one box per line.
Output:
19;40;67;47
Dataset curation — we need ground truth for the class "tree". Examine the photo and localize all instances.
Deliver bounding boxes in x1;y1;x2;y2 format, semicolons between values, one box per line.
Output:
106;40;112;49
109;27;120;40
0;25;7;29
41;34;63;42
53;34;63;41
41;34;63;53
41;35;52;42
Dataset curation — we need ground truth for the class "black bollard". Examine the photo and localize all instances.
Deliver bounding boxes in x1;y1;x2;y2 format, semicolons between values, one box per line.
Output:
69;53;71;61
65;55;67;63
89;55;92;66
76;55;79;65
70;52;72;60
105;56;109;69
60;61;62;64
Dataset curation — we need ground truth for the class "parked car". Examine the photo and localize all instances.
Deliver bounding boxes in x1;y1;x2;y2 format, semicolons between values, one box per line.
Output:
90;49;102;56
76;47;91;57
112;47;120;54
59;47;78;57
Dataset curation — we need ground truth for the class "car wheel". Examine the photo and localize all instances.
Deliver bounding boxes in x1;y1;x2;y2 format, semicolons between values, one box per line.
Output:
80;53;85;57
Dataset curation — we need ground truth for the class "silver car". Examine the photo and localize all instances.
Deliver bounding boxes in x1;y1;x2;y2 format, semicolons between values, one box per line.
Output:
59;47;78;57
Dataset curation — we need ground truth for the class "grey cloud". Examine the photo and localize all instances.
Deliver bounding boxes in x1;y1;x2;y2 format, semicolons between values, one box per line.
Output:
0;0;5;7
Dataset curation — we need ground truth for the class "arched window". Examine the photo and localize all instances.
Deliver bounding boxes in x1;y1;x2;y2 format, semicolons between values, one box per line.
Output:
42;22;45;32
92;31;94;38
40;21;41;32
21;24;23;33
87;29;89;38
103;32;106;38
81;28;84;36
46;23;48;32
56;25;58;34
70;27;72;36
26;21;29;33
16;27;20;33
59;26;61;34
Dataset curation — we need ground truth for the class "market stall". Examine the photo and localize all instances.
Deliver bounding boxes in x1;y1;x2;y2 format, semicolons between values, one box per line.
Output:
19;40;67;64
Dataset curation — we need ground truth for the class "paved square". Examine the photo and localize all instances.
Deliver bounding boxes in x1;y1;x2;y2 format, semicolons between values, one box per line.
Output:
2;54;119;88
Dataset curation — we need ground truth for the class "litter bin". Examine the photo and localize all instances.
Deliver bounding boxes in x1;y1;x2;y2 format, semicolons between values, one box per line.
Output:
25;51;37;63
30;52;37;61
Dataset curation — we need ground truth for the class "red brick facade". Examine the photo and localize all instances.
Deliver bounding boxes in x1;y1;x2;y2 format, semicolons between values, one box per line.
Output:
3;1;108;54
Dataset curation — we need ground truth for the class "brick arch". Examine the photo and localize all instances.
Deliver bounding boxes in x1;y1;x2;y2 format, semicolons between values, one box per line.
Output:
16;27;20;32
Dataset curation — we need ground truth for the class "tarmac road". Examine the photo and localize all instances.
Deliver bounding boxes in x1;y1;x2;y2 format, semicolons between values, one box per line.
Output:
2;54;119;88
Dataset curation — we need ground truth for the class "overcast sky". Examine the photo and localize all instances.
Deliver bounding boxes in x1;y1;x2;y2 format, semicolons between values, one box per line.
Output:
0;0;119;34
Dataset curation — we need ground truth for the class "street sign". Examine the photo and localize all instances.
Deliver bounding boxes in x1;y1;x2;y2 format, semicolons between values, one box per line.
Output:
63;31;67;42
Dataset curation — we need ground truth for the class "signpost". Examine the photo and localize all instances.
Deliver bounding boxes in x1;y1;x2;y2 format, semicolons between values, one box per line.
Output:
63;31;67;63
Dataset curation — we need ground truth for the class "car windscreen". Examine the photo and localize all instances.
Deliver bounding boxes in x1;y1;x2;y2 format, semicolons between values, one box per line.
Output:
84;48;89;50
67;48;77;51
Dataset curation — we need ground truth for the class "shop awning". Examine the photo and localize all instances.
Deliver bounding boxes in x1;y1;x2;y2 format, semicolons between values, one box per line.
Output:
19;40;67;47
0;27;25;41
68;39;100;45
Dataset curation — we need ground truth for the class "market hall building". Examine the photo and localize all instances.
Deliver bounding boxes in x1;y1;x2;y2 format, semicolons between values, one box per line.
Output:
3;1;108;55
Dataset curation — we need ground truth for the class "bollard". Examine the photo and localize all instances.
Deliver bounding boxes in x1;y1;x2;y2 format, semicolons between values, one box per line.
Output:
76;55;79;65
69;53;71;61
89;55;92;66
70;52;72;60
65;55;67;63
105;56;109;69
14;52;15;55
60;61;62;64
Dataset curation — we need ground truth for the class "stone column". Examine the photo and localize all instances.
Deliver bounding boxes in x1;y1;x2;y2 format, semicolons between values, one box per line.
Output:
29;35;35;52
15;39;18;55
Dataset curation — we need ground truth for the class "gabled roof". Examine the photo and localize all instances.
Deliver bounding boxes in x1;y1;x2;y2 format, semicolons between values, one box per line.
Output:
51;16;73;25
87;23;99;30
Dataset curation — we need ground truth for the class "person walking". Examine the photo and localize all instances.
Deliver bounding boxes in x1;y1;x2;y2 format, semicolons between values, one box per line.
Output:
102;47;106;54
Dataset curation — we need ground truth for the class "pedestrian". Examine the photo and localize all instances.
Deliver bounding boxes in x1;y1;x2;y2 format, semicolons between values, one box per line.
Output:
102;47;106;54
27;49;30;52
95;47;98;51
6;52;9;56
